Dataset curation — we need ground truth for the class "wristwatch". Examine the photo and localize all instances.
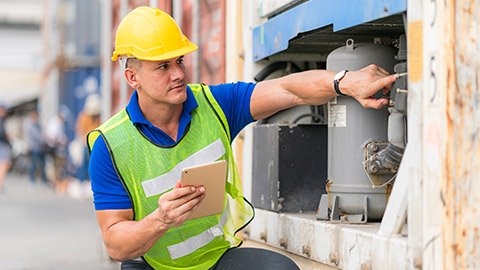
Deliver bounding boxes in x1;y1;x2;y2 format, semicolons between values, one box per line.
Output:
333;70;349;96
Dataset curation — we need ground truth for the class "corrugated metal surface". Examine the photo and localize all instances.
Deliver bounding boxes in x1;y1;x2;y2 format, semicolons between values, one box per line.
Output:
258;0;307;18
252;0;407;61
60;68;101;140
0;0;43;25
442;0;480;269
199;0;226;84
0;13;43;107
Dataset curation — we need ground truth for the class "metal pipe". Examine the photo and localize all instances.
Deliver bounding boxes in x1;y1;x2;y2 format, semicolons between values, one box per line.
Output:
172;0;182;29
149;0;158;9
118;0;128;108
373;110;406;171
191;0;200;83
100;0;112;122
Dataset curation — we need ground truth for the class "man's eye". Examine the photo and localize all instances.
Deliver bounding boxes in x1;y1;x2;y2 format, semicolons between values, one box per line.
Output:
177;58;184;65
158;64;168;70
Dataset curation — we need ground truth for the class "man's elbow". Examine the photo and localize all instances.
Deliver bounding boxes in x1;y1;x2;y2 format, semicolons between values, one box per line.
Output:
106;248;127;262
105;245;137;262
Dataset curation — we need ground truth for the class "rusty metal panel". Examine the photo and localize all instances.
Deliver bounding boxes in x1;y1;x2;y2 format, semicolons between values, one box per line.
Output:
439;0;480;269
199;0;226;84
180;0;195;84
440;0;480;269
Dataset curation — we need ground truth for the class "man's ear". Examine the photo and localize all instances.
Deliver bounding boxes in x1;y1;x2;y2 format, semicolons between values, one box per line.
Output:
124;68;140;89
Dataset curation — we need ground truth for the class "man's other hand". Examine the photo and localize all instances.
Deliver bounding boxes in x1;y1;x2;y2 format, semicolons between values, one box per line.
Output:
156;179;205;229
340;64;397;109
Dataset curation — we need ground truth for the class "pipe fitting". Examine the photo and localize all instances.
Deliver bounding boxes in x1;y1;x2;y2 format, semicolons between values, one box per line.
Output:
302;245;311;257
279;238;287;249
260;232;267;242
329;252;338;265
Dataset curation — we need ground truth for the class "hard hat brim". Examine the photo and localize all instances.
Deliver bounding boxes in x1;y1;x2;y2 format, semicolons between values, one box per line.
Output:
112;41;198;62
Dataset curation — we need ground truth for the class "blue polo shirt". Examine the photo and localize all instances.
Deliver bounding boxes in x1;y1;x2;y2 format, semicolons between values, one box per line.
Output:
89;82;256;210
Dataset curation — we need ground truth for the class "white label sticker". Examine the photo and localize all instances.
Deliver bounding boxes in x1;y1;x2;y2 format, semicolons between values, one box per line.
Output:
328;105;347;127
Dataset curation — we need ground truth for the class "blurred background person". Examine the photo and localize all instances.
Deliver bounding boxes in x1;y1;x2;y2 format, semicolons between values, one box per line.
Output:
25;111;48;189
74;93;100;184
45;106;68;192
0;105;11;193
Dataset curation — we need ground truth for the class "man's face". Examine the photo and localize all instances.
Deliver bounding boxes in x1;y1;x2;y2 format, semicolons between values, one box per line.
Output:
134;56;188;106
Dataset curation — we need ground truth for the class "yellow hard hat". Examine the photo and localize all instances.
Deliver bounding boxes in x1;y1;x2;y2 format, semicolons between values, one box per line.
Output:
111;6;197;62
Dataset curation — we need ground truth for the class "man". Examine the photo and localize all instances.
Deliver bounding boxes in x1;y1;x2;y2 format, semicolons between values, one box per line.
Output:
88;6;396;270
25;111;48;188
45;107;68;186
0;105;11;193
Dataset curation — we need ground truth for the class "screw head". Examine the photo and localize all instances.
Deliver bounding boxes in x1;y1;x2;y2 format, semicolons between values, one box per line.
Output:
302;245;311;257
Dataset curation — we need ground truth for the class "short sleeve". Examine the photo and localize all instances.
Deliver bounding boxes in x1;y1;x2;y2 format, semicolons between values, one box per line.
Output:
208;82;256;140
89;136;133;210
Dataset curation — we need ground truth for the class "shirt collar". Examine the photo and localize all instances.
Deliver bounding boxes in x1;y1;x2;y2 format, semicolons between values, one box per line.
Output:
126;86;199;125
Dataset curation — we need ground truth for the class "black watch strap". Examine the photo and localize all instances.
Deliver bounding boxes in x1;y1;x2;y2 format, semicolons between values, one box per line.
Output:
334;70;348;96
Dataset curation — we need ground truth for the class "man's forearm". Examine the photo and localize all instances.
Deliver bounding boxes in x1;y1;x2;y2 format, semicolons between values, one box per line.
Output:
102;211;168;261
251;65;396;120
251;70;336;120
279;70;337;105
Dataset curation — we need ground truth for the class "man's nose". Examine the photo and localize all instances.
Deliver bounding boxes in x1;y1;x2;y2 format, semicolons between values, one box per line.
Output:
171;63;185;81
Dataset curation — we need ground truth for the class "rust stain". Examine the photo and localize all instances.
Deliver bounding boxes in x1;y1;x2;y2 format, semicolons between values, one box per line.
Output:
384;182;393;202
442;0;480;268
370;174;381;186
442;0;457;269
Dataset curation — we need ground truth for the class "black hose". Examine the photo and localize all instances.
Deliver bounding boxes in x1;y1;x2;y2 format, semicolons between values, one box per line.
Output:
293;113;322;124
253;62;301;82
376;143;405;170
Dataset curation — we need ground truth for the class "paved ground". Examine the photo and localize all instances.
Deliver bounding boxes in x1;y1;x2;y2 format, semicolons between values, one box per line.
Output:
0;173;120;270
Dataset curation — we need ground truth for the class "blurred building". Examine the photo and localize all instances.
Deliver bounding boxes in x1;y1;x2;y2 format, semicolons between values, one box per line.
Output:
43;0;101;140
0;0;43;110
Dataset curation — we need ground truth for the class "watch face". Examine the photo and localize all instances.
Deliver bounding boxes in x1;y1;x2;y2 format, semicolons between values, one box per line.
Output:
334;70;346;81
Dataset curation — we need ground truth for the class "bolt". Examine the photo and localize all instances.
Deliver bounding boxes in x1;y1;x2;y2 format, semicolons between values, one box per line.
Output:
329;252;338;265
414;257;422;268
302;245;311;257
361;261;371;270
390;167;398;173
260;232;267;242
369;165;379;173
279;238;287;249
371;144;379;152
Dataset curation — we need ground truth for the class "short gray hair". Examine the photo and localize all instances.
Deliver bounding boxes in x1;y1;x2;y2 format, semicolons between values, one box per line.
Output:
118;56;142;70
126;58;142;70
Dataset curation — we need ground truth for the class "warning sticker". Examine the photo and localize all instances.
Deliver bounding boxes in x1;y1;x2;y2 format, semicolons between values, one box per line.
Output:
328;105;346;127
408;20;423;82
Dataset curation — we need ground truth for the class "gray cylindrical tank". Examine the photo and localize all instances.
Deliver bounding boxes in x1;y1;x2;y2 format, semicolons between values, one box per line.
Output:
326;39;397;221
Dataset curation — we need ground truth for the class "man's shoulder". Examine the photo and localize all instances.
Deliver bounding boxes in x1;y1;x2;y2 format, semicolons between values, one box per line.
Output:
97;109;128;131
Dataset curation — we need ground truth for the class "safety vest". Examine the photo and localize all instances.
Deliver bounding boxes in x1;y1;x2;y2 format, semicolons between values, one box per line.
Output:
87;84;254;269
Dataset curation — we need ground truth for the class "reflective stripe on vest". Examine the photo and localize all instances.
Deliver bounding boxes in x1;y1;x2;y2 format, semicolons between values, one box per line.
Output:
142;138;226;198
167;201;230;259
